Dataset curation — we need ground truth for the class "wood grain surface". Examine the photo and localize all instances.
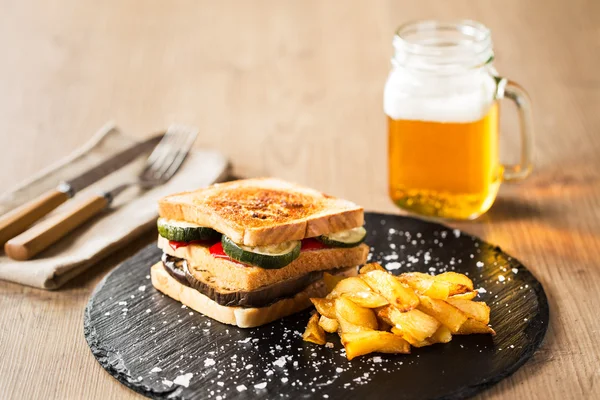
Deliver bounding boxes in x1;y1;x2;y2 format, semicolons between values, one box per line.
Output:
0;0;598;399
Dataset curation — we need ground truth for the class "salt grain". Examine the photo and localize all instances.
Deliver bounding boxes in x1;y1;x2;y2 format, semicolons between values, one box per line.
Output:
173;373;193;387
204;358;216;367
273;357;287;368
236;385;247;392
386;262;401;270
254;382;267;390
150;367;162;373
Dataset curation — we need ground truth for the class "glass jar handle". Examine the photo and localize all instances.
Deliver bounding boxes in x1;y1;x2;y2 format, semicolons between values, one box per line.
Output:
496;78;534;181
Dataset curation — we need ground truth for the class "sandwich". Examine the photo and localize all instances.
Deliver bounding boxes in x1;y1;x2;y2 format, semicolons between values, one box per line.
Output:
150;178;369;328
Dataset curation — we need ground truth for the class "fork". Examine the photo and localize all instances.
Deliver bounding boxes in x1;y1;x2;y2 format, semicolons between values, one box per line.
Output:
4;125;198;261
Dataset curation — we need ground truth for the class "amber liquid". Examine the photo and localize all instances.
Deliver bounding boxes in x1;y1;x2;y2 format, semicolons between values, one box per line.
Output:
388;103;501;220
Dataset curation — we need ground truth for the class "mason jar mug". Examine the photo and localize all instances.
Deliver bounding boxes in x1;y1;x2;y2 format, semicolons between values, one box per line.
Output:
385;20;533;220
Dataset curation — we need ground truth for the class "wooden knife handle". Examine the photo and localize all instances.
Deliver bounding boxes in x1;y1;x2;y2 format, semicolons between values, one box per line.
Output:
0;188;70;246
4;194;109;261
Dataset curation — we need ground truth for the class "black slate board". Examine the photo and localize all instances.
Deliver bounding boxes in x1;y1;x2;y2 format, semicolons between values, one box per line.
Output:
84;212;549;400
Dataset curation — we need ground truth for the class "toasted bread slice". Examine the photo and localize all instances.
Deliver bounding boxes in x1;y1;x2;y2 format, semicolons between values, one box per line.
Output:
158;178;364;246
151;262;357;328
158;235;368;291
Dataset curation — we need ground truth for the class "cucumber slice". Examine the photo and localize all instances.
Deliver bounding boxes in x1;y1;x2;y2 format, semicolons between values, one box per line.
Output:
157;218;221;242
317;226;367;248
221;236;301;269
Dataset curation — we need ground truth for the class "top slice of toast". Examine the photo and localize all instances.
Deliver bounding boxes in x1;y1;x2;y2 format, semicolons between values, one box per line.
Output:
158;178;364;246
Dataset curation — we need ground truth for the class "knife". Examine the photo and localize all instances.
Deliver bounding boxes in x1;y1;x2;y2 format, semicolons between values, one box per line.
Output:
0;133;163;246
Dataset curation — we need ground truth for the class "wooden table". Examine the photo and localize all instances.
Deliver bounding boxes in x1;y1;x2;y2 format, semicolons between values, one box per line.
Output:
1;0;598;398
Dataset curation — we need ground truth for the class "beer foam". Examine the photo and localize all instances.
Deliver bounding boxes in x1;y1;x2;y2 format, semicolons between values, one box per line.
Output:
384;69;497;123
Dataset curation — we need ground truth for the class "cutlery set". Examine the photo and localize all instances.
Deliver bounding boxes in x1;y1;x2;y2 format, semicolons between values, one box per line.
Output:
0;125;198;261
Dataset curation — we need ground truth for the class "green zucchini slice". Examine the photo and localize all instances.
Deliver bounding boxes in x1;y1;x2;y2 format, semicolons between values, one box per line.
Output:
157;218;221;242
221;236;301;269
317;226;367;248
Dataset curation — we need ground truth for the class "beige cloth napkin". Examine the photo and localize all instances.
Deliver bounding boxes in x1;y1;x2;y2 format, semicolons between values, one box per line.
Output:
0;123;229;289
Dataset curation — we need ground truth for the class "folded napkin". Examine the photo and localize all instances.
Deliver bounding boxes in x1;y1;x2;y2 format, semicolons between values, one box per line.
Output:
0;123;229;289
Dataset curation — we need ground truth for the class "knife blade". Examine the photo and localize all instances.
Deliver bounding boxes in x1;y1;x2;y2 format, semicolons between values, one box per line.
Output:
59;134;163;196
0;133;163;246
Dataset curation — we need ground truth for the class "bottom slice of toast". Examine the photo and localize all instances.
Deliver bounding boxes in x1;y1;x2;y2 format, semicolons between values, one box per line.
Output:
151;262;356;328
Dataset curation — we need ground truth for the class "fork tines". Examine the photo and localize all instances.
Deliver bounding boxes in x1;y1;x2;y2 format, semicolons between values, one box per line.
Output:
142;125;198;184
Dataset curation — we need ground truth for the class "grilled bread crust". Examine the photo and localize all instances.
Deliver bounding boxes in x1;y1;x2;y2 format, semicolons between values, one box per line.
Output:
158;235;368;292
151;262;357;328
158;178;364;246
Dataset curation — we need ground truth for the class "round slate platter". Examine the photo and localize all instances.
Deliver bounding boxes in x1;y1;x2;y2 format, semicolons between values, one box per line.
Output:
84;212;549;400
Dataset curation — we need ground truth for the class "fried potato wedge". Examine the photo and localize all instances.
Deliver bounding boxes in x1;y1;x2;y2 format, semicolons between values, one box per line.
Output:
392;330;429;348
303;313;326;345
456;319;496;336
318;315;339;333
391;325;452;347
399;272;451;300
310;298;336;319
449;291;478;300
323;272;345;293
435;272;474;292
337;318;372;333
341;291;389;308
361;270;420;312
304;262;494;359
335;297;379;330
397;272;433;292
447;298;490;324
341;331;410;360
417;296;468;333
379;306;440;342
359;263;387;274
430;325;453;344
330;277;372;297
